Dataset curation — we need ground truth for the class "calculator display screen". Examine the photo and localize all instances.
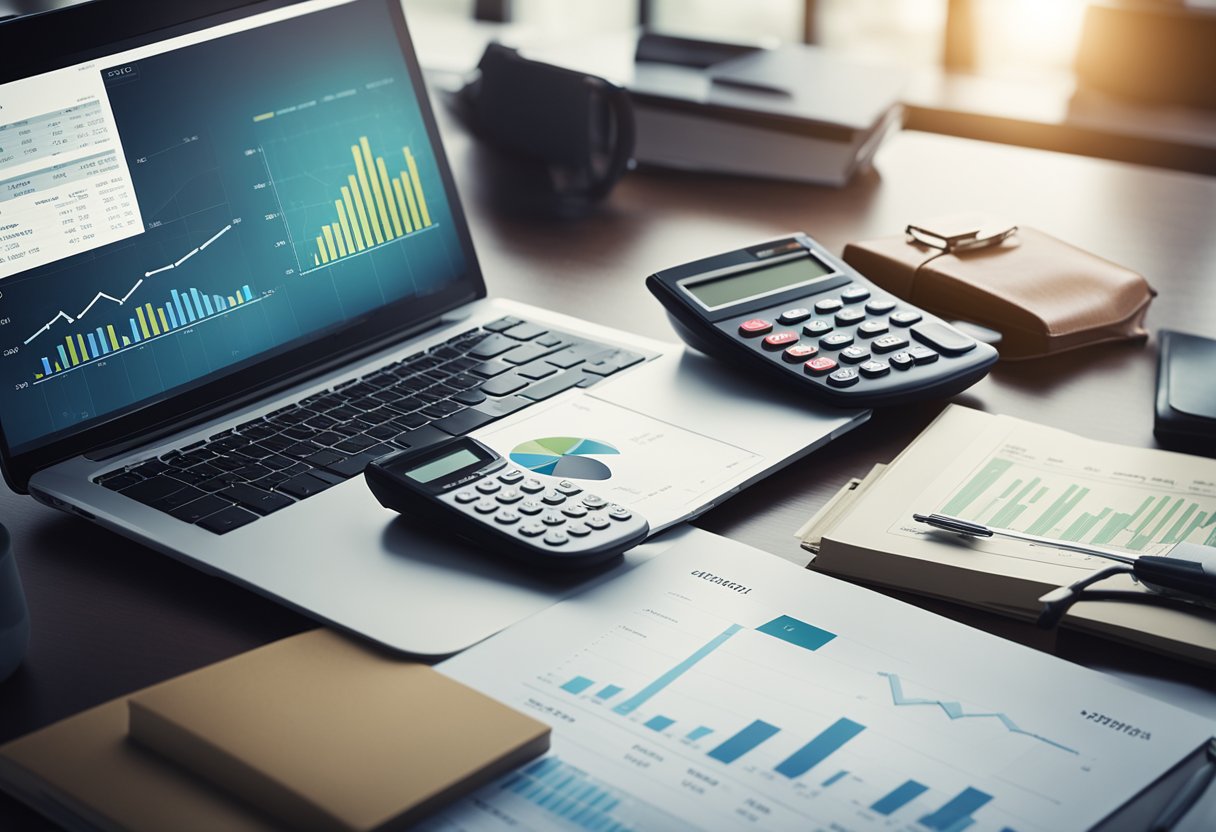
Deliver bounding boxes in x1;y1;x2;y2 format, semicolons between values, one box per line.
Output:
684;255;834;309
406;447;483;483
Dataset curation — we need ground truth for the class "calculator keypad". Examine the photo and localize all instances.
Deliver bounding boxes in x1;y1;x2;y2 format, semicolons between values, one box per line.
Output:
444;468;646;554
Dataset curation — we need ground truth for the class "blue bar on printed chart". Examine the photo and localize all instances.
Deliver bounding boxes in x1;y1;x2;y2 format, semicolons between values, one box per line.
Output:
644;715;675;732
242;285;253;301
871;779;929;815
686;726;714;741
708;719;780;764
821;770;848;787
500;757;636;832
918;787;992;831
755;615;836;651
774;717;865;779
614;624;742;715
95;328;109;354
595;685;623;700
561;676;595;695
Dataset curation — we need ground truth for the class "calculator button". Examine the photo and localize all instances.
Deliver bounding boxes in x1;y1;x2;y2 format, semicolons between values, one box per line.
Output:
475;480;502;494
474;499;499;514
498;469;525;484
783;344;818;363
496;488;523;504
543;530;570;547
865;299;897;315
454;490;479;504
872;335;910;354
494;509;521;525
520;478;545;494
582;495;608;509
586;515;611;530
802;320;833;337
804;357;837;376
909;346;940;365
814;298;843;314
827;368;860;387
859;360;890;378
762;331;800;351
541;511;566;526
858;320;889;337
519;522;546;537
566;522;592;537
890;352;915;370
820;333;854;350
891;310;923;327
841;285;871;303
556;480;583;496
541;490;566;505
840;346;870;364
777;307;811;325
518;499;544;515
562;504;589;518
608;506;633;521
739;319;773;337
911;322;977;355
835;308;866;326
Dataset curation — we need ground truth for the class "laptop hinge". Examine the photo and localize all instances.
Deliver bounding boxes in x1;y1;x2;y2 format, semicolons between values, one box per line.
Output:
84;313;462;462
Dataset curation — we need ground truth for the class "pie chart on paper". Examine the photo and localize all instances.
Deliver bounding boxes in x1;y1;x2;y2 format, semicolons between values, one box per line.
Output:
509;437;620;481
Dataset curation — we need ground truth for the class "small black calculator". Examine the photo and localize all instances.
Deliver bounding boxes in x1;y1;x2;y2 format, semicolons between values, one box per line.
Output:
646;233;998;407
365;436;650;568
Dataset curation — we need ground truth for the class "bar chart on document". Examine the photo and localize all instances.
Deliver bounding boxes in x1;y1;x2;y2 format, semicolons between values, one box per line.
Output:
429;589;1111;831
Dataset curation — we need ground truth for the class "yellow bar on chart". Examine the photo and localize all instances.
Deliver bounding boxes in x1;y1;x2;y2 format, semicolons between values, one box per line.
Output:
235;292;244;305
54;362;62;371
77;334;89;361
136;306;151;339
314;253;320;266
228;296;236;306
391;179;411;234
66;336;79;366
347;177;374;248
360;137;393;241
336;199;357;252
145;304;160;336
316;236;330;264
157;308;169;334
106;324;119;351
331;223;347;257
400;172;420;233
122;336;130;346
35;373;43;379
405;147;431;227
352;145;384;245
375;157;403;238
322;225;338;261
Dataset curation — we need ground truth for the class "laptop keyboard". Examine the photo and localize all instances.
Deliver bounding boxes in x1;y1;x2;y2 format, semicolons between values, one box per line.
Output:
92;316;651;534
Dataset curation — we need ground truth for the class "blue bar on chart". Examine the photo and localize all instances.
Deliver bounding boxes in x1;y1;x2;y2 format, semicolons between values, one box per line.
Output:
755;615;836;651
613;624;742;716
561;676;595;695
644;715;675;732
500;756;637;832
202;294;214;315
871;779;929;815
774;717;865;779
41;357;51;375
707;719;780;764
918;786;993;831
595;685;623;700
686;726;714;742
57;345;68;368
821;770;848;787
171;289;185;323
86;333;99;358
130;319;142;342
242;284;253;301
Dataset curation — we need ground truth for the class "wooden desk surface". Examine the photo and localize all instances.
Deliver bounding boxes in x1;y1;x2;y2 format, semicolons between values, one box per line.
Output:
2;124;1216;826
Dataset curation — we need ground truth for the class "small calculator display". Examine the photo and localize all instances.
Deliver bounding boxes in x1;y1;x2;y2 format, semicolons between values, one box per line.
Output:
646;234;998;407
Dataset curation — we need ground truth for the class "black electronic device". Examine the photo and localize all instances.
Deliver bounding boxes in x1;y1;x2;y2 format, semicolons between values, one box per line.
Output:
1155;329;1216;457
646;233;999;407
365;437;649;568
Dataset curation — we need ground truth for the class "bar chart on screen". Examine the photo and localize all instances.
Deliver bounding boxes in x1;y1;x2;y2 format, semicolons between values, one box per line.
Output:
421;529;1198;832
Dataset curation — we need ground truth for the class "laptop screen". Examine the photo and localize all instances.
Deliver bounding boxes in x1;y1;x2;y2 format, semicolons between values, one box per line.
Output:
0;0;474;462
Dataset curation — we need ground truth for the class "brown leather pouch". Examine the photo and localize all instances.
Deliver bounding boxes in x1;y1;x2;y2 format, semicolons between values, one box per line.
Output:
842;216;1156;360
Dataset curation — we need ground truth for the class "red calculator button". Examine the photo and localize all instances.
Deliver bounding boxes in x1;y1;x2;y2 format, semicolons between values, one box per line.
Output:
762;331;799;350
739;318;773;336
783;344;818;363
804;357;837;376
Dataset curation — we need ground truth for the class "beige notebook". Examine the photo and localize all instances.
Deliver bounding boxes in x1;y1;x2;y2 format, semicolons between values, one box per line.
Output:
126;628;549;832
0;629;548;832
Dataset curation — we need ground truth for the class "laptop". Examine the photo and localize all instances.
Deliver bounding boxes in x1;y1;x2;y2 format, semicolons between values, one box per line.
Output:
0;0;868;656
